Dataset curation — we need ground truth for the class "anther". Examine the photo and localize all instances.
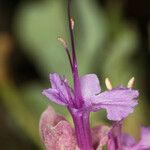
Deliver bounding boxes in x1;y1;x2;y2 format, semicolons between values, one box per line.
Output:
105;78;113;90
127;77;135;88
58;36;73;70
58;37;67;48
70;18;74;30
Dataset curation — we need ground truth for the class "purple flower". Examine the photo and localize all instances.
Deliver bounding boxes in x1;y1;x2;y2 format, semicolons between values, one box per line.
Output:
122;127;150;150
107;122;150;150
42;73;138;121
42;73;138;149
41;0;139;149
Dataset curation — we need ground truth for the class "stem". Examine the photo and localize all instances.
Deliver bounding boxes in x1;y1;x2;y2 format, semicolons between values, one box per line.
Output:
58;37;73;71
69;108;92;150
68;0;83;108
107;122;122;150
65;46;73;72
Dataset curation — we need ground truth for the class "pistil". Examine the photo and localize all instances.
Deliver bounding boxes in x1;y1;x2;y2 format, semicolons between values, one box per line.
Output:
68;0;83;108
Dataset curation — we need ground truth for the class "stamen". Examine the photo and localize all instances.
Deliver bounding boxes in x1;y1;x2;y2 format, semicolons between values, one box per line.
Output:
58;37;73;70
105;78;113;90
58;37;67;48
70;18;75;30
127;77;135;88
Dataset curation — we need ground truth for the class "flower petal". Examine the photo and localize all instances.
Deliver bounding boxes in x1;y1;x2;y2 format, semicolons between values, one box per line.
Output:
139;127;150;148
80;74;101;100
42;73;73;106
91;87;139;121
132;127;150;150
39;106;78;150
42;89;67;105
122;133;135;147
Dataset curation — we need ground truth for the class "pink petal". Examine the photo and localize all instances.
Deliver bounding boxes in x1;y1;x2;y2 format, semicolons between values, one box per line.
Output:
91;87;139;121
80;74;101;100
39;106;78;150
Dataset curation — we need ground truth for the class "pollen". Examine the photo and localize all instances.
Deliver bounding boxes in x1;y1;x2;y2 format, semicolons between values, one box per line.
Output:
127;77;135;88
58;37;67;48
70;18;75;30
105;78;113;90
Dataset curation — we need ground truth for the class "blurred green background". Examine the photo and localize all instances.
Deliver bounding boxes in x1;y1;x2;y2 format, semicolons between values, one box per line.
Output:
0;0;150;149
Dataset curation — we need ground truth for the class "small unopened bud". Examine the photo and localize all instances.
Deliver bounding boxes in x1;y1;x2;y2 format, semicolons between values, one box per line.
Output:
105;78;113;90
127;77;135;88
58;37;67;48
70;18;74;30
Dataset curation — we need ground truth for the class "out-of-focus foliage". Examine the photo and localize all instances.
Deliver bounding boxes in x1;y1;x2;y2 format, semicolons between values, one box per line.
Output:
0;0;149;149
14;0;108;78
